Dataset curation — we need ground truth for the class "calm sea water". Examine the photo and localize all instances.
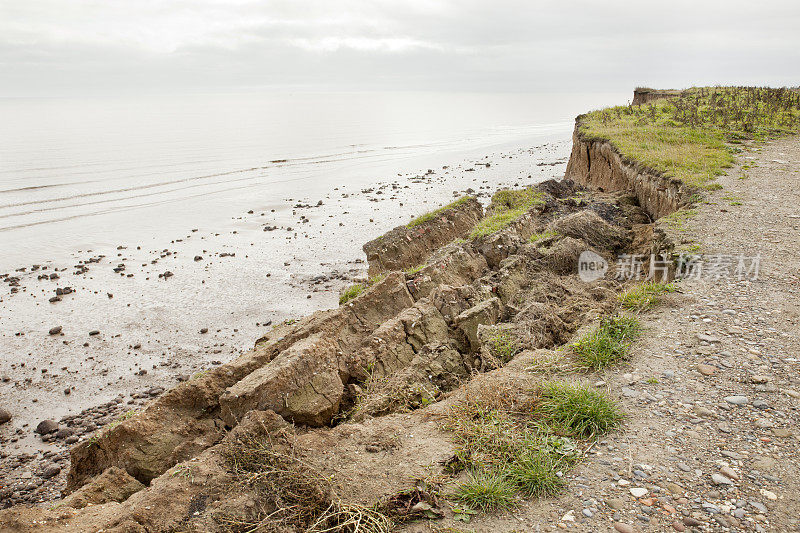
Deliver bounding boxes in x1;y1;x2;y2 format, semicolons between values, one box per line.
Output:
0;91;627;269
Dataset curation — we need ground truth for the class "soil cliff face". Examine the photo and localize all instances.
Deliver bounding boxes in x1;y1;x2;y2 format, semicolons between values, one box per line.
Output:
564;122;691;219
362;196;483;276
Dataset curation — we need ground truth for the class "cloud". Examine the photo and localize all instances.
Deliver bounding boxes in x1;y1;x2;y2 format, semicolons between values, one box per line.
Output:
0;0;798;96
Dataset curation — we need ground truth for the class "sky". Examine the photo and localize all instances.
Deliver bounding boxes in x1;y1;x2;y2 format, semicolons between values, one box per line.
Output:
1;0;799;97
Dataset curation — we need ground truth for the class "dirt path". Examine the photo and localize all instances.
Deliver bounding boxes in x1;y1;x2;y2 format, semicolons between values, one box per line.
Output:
425;137;800;532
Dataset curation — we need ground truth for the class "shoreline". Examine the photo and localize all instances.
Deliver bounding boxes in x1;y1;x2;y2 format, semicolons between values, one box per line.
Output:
0;136;570;506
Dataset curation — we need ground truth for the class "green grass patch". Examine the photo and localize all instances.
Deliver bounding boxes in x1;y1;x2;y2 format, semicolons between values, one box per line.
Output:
618;282;678;310
536;382;623;439
528;230;559;243
581;87;800;188
339;274;387;305
403;263;425;276
469;188;544;240
339;283;365;305
571;315;641;369
407;196;473;229
454;470;518;512
443;379;622;513
486;329;521;363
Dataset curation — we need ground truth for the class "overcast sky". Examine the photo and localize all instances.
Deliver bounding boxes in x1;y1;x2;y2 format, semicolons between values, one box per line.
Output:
1;0;798;97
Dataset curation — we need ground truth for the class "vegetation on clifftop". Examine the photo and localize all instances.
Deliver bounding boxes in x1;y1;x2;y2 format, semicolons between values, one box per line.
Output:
581;86;800;188
469;188;543;239
407;195;474;229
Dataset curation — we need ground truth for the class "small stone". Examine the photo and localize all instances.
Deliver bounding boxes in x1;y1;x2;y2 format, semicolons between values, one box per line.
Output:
696;333;720;343
750;375;770;384
199;328;208;334
48;326;62;335
665;482;684;495
724;395;749;405
607;498;626;510
582;508;593;518
40;465;61;479
35;420;58;435
712;473;734;485
614;523;635;533
771;428;792;438
759;489;777;501
0;408;11;424
88;330;100;336
672;521;685;531
720;466;739;480
683;517;703;527
630;487;649;498
697;364;716;376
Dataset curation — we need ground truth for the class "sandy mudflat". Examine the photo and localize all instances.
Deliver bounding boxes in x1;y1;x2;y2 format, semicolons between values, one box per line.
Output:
0;138;569;502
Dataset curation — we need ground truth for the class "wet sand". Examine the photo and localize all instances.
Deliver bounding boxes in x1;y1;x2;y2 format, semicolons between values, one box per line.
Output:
0;138;569;505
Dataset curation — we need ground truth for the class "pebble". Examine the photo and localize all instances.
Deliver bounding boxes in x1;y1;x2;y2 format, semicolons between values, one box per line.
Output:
0;408;11;424
630;487;649;498
606;498;625;510
719;466;739;480
759;489;777;501
613;523;635;533
696;364;716;376
48;326;62;335
34;420;58;435
712;473;734;485
724;395;749;405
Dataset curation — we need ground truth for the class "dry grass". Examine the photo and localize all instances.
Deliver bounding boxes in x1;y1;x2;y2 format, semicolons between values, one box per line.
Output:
218;432;392;533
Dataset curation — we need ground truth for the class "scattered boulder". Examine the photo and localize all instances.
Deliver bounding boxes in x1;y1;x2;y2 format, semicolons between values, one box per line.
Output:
0;408;11;424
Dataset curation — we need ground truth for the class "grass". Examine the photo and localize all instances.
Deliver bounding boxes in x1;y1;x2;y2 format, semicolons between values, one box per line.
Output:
581;86;800;189
571;315;641;369
339;283;365;305
454;471;518;511
528;230;559;243
469;188;544;240
536;381;623;439
407;196;473;229
404;263;425;276
339;274;387;305
443;380;621;513
618;282;678;310
486;329;521;364
220;432;392;532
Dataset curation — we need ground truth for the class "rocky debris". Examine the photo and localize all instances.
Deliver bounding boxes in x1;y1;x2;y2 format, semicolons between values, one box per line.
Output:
48;326;62;336
0;172;679;531
0;409;11;424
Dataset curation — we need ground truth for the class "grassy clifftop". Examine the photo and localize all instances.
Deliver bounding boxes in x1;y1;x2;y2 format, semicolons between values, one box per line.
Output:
580;86;800;189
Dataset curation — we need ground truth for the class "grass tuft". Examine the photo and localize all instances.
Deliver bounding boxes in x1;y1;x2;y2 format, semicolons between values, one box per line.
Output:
469;188;544;240
618;282;678;310
454;470;518;511
339;283;364;305
536;381;623;439
571;315;641;369
503;451;566;497
407;196;473;229
528;230;559;244
486;329;521;364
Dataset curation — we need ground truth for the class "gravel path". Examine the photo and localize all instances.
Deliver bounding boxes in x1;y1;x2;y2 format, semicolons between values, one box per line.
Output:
563;137;800;531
